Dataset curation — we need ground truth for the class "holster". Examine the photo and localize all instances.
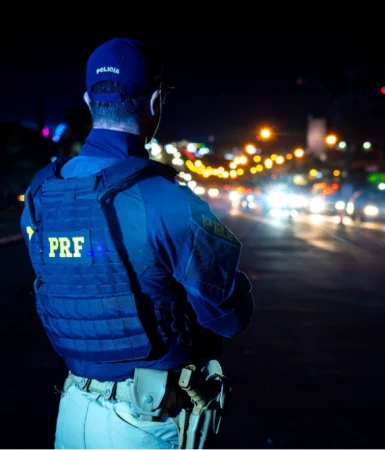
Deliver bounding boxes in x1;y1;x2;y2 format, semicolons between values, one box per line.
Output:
178;360;231;449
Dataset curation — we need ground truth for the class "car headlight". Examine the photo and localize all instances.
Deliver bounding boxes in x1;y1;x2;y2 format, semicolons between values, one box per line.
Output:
287;194;307;208
346;202;354;215
208;188;219;198
267;192;286;208
335;200;345;211
363;205;379;216
309;197;325;213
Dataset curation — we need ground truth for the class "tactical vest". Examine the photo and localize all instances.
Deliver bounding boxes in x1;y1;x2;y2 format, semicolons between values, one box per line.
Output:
25;156;193;375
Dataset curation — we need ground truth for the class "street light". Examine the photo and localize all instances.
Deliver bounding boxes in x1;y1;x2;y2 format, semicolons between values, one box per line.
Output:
260;128;271;139
326;134;337;146
294;148;304;158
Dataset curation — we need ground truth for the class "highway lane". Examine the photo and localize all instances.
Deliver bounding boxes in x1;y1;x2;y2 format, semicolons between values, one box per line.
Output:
1;209;385;447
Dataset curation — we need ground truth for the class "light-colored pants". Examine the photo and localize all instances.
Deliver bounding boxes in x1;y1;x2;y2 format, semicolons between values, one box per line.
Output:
54;384;179;449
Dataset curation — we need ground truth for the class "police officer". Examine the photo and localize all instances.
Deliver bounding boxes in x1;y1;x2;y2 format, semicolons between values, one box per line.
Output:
20;37;254;449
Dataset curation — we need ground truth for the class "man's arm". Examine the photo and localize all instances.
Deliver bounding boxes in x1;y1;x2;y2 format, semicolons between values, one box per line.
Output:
145;182;254;338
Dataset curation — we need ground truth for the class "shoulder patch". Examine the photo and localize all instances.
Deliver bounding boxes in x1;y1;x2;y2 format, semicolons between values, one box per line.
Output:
185;221;241;291
184;197;241;291
201;214;238;243
189;196;240;245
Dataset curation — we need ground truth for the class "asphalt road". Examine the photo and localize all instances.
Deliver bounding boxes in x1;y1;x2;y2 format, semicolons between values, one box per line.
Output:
1;209;385;448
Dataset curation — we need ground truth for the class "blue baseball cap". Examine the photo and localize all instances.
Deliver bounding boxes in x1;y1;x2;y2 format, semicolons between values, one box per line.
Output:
86;38;173;102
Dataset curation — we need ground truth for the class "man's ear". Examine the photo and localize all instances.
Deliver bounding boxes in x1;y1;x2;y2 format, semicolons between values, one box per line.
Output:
149;89;161;116
83;91;90;107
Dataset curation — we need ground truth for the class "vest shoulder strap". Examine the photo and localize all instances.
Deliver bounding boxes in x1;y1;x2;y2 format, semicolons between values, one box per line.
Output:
29;156;71;196
99;157;177;201
25;157;71;231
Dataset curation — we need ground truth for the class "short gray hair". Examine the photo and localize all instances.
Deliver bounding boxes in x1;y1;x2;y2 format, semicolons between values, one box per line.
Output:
89;81;146;128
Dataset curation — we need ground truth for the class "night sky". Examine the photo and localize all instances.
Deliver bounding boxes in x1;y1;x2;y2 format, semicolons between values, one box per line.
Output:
1;26;384;143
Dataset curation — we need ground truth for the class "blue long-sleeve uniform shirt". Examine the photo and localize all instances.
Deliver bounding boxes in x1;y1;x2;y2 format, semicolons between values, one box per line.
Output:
21;129;254;378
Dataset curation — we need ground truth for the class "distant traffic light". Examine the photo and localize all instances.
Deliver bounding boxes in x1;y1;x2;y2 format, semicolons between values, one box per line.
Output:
381;86;385;94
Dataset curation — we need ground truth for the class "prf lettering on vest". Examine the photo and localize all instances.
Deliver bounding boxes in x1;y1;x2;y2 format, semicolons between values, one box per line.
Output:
202;214;234;242
48;236;85;258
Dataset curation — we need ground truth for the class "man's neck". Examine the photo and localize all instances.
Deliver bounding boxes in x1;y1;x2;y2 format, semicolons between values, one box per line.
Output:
79;129;149;159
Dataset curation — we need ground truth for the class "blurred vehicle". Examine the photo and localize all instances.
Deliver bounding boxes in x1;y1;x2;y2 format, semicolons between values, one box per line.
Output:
265;185;309;214
307;187;346;216
204;187;232;212
239;193;265;214
308;195;326;214
238;183;312;217
284;191;309;212
346;188;385;222
320;191;346;215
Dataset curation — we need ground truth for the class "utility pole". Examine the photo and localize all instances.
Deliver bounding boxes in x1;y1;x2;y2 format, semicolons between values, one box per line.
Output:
38;95;45;132
344;69;357;176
